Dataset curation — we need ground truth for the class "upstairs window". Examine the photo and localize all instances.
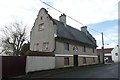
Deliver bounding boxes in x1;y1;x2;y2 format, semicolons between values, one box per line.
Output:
82;46;86;52
43;42;49;51
93;48;95;53
73;46;78;52
64;43;69;51
38;23;44;31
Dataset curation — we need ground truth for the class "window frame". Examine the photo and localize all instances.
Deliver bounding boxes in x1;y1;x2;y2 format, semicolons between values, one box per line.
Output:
43;42;49;51
92;48;95;53
64;42;69;51
82;45;86;52
38;23;44;31
83;57;86;64
64;57;69;66
115;53;118;56
93;57;95;63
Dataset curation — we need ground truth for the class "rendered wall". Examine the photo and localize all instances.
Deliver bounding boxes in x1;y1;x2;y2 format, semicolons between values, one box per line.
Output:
111;46;119;63
26;56;55;73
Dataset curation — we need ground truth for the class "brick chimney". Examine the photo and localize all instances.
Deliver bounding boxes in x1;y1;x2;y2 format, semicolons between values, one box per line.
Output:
59;13;66;25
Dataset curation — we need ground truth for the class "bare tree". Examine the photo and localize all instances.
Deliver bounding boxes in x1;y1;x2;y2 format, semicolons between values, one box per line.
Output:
1;21;28;56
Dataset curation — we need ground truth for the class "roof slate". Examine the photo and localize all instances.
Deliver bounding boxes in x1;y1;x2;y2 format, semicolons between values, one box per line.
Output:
53;19;97;47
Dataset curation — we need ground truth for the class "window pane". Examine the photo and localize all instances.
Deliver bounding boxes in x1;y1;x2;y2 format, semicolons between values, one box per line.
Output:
64;43;69;51
43;42;49;50
64;57;69;65
83;57;86;64
115;53;118;56
82;46;86;52
93;48;94;53
38;23;44;31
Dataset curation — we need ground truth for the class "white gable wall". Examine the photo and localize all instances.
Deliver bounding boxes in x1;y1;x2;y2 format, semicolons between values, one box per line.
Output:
30;8;55;52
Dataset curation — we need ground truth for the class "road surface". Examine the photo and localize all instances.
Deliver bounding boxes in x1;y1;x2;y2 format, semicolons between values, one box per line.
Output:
23;63;119;78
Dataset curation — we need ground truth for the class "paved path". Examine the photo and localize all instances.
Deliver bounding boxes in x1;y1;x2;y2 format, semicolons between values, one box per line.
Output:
21;63;119;78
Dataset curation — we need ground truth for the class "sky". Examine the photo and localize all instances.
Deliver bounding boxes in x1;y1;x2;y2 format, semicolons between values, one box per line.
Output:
0;0;119;49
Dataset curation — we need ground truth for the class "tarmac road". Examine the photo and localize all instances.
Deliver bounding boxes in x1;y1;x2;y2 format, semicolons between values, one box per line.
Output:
47;63;119;78
49;64;118;78
21;63;119;78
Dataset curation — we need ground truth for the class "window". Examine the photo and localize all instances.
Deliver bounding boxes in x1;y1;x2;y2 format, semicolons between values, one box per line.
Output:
83;57;86;64
93;57;95;63
73;46;78;52
82;46;86;52
64;43;69;51
115;53;118;56
92;48;95;53
38;23;44;31
40;16;43;20
33;43;39;51
43;42;49;50
64;57;69;65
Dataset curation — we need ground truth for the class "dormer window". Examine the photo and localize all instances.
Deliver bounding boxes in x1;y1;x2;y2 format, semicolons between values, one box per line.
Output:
38;23;44;31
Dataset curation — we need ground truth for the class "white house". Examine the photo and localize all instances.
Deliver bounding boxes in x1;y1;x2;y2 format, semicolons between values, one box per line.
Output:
111;45;119;63
29;8;98;69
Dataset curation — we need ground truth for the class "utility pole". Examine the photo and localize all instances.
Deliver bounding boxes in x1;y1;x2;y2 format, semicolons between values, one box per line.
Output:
102;32;105;64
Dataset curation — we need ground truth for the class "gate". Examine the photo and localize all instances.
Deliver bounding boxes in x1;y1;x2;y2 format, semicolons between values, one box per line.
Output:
2;56;26;78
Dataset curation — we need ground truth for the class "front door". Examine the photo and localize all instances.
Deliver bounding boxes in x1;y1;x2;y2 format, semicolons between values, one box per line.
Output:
73;55;78;67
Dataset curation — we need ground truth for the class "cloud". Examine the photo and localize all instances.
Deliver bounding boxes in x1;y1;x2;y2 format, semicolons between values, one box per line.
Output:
0;0;119;50
48;0;118;25
89;20;118;49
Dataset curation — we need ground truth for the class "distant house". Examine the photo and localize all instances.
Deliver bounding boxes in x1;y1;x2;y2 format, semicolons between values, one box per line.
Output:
30;8;98;68
111;45;119;63
97;48;113;63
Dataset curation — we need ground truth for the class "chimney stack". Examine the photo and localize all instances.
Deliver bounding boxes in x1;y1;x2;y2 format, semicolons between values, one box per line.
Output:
59;13;66;25
81;26;96;44
81;26;88;35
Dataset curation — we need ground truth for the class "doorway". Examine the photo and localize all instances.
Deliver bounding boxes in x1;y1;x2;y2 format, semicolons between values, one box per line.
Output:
73;55;78;67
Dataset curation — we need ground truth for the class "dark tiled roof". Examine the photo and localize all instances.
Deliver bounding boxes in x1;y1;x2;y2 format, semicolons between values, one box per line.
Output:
53;19;97;47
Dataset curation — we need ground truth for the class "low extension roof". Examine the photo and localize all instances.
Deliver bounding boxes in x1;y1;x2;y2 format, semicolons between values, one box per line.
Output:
53;19;97;47
97;48;113;53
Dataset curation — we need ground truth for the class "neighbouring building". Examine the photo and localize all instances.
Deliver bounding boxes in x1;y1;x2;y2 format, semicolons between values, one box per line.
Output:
30;8;98;68
111;45;119;63
97;48;113;64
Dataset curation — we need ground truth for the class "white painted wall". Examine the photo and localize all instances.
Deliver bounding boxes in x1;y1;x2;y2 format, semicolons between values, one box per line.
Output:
30;8;55;52
111;45;119;63
26;56;55;73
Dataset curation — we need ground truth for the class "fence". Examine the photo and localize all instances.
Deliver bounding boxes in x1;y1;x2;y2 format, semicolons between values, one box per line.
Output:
2;56;26;78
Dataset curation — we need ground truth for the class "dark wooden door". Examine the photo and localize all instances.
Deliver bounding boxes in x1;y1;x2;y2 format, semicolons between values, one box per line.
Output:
73;55;78;67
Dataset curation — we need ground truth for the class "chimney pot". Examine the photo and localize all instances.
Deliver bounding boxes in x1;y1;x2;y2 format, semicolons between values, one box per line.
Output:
59;13;66;25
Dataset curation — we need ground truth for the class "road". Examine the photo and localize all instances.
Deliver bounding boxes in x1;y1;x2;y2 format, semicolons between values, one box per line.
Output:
15;63;119;78
47;63;119;78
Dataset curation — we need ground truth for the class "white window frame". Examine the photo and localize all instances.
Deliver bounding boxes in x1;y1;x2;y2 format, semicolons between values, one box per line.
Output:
38;23;44;31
